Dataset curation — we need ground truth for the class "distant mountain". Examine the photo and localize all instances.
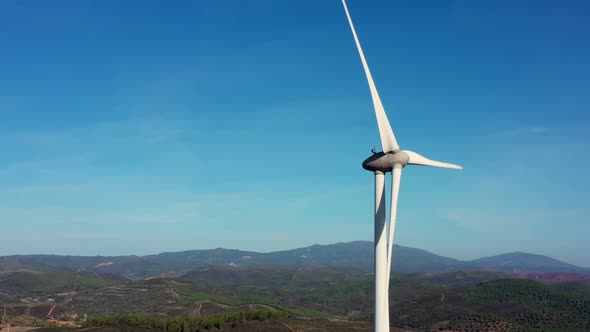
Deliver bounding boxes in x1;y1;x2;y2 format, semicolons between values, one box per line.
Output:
142;248;264;271
471;252;588;274
273;241;468;273
143;241;465;273
0;255;161;279
1;241;587;279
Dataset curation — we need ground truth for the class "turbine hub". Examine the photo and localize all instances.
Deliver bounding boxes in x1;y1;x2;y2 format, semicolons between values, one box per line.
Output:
362;151;409;173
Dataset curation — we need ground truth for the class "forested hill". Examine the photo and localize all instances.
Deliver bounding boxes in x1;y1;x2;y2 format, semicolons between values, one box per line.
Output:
1;241;588;279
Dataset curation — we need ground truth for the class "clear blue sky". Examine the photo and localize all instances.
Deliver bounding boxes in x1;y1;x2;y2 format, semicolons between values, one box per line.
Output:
1;1;589;266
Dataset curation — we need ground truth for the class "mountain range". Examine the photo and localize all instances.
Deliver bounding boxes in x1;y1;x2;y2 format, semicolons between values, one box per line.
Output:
1;241;588;279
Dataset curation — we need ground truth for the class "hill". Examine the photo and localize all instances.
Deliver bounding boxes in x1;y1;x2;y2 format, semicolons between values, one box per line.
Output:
472;252;588;274
2;242;588;279
0;269;128;296
2;266;589;332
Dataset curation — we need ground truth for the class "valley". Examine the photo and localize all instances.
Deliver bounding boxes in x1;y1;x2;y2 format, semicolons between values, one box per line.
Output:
2;242;590;331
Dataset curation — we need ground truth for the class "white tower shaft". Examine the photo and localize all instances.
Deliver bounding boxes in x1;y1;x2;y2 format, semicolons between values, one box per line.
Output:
374;171;389;332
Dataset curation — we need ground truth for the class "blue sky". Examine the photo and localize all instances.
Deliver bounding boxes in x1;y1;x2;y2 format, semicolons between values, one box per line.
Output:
1;1;589;265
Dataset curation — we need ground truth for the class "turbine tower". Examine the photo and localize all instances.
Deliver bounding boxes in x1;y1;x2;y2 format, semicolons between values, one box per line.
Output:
341;1;462;331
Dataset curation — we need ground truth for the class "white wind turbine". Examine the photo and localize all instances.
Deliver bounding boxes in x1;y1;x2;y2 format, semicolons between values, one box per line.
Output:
341;1;462;331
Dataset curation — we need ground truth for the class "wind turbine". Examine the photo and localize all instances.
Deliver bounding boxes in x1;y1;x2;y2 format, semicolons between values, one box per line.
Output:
341;1;462;331
3;306;8;332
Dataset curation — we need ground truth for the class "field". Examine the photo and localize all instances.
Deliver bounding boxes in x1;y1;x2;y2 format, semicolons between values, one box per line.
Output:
2;265;590;331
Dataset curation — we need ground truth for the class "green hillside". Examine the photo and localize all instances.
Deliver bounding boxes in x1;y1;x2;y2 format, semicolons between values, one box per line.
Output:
0;270;126;295
1;265;589;331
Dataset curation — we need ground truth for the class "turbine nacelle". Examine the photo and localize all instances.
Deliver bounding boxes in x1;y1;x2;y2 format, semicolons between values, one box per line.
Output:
363;150;463;172
362;151;409;172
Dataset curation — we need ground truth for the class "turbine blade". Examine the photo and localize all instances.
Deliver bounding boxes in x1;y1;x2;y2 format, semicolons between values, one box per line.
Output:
404;150;463;170
342;0;400;153
386;165;402;290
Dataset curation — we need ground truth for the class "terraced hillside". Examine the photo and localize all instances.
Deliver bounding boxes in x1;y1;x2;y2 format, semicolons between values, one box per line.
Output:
1;266;590;331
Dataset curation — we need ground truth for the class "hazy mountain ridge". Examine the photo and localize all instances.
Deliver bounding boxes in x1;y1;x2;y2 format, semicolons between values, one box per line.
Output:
471;251;586;273
1;241;588;279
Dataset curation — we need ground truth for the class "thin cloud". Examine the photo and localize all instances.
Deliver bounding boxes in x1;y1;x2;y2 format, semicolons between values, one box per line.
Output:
500;126;549;136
